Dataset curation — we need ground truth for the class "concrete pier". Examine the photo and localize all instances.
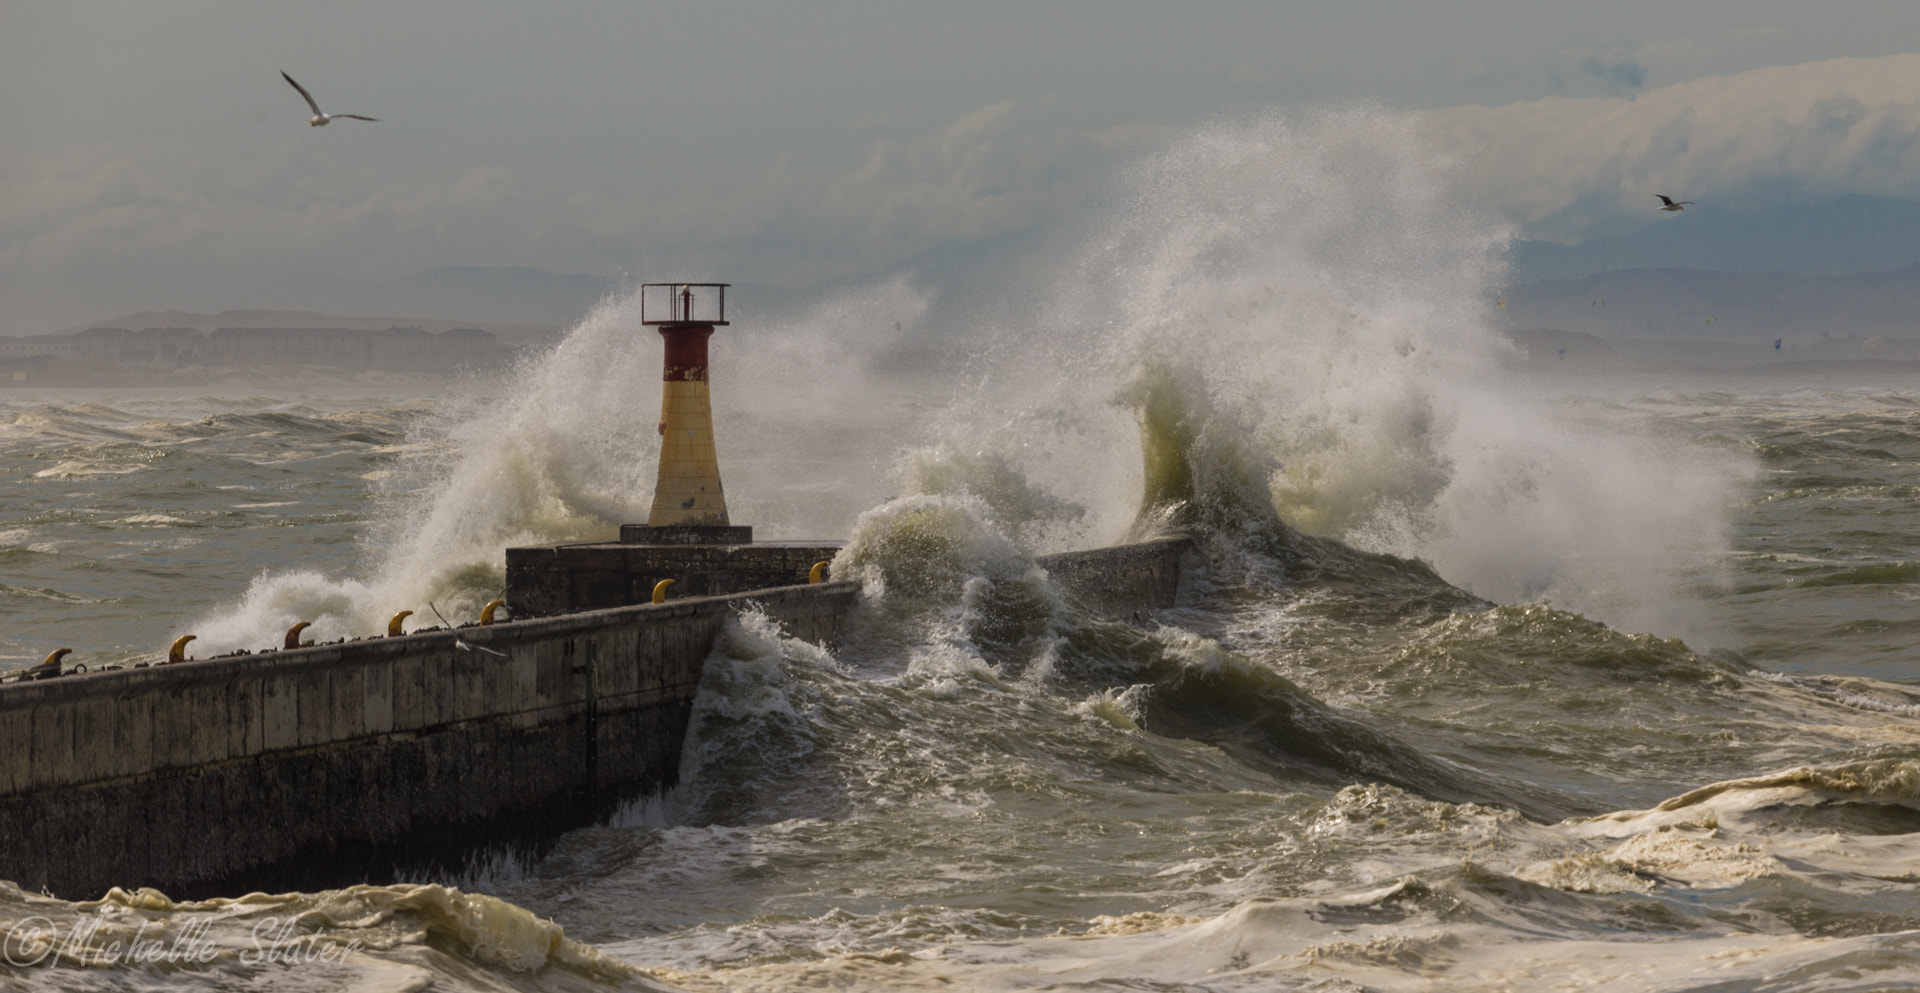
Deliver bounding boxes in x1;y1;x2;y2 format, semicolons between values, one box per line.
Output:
0;538;1194;900
506;537;1193;620
1039;538;1193;620
0;582;854;900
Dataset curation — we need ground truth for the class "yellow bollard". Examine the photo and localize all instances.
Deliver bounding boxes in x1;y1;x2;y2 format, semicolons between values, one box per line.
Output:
652;579;675;604
167;635;196;664
480;599;507;625
387;610;413;637
809;560;830;584
284;621;312;649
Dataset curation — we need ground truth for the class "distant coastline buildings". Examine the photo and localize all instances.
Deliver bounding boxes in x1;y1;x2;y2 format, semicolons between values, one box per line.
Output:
0;325;504;383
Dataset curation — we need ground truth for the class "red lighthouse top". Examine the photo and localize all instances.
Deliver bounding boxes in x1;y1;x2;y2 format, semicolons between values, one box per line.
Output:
641;283;730;326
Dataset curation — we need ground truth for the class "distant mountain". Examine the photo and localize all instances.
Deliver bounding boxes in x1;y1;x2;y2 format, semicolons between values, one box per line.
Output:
1512;195;1920;283
362;267;617;327
30;269;821;342
1503;263;1920;340
1501;326;1920;372
361;267;812;328
54;308;561;340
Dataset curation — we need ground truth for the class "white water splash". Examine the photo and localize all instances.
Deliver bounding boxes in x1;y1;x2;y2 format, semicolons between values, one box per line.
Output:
915;109;1750;634
191;108;1746;651
187;279;934;654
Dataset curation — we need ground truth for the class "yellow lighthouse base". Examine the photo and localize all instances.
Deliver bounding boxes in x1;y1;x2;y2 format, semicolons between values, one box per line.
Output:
649;379;730;526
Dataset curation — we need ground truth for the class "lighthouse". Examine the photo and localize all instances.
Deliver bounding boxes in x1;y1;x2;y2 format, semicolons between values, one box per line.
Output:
507;280;842;613
624;283;752;545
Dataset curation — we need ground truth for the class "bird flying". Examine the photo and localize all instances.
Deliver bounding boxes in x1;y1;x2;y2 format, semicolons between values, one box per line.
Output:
281;71;379;126
1654;194;1694;212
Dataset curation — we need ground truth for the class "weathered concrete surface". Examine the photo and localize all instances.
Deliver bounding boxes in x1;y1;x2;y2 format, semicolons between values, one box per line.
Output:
0;537;1196;901
507;541;841;615
0;582;856;900
511;538;1196;620
1038;538;1193;620
620;524;754;545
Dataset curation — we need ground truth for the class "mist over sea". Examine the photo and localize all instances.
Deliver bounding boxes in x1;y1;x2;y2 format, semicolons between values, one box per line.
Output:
7;111;1920;991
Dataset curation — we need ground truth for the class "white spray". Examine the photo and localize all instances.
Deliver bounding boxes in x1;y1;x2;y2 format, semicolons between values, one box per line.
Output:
909;109;1749;634
193;108;1746;652
188;279;933;654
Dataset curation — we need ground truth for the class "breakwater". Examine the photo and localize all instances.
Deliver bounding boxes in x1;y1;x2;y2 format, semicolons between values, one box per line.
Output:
0;583;854;900
1038;537;1193;620
504;536;1194;618
0;538;1193;900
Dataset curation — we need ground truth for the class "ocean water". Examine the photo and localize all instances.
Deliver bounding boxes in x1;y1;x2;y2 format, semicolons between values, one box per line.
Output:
7;112;1920;991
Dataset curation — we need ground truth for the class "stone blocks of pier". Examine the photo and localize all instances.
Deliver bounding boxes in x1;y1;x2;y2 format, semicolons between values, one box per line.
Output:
0;581;858;900
506;540;842;616
1035;538;1195;620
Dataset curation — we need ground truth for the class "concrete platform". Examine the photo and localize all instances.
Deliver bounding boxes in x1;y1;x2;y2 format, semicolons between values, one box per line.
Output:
505;540;842;616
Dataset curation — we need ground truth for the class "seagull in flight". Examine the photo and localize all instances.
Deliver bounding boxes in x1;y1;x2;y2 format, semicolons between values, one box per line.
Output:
281;71;379;127
1654;194;1694;212
428;602;508;657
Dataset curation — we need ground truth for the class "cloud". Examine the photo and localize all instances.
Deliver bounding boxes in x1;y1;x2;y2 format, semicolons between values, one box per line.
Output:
0;96;1160;331
1580;55;1647;90
1425;53;1920;239
640;98;1152;285
0;144;598;331
16;45;1920;333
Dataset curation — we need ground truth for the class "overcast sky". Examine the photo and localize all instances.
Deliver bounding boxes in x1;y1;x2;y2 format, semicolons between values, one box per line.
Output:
7;1;1920;333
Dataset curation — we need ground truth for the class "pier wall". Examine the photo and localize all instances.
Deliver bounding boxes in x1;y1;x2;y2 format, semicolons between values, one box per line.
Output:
508;537;1195;620
0;537;1195;900
1038;538;1193;620
0;582;856;900
507;541;839;615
